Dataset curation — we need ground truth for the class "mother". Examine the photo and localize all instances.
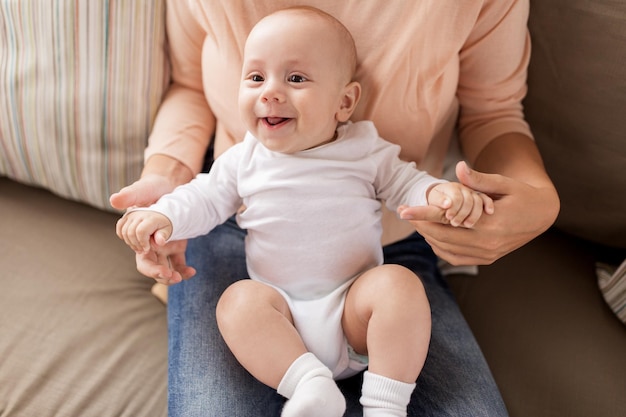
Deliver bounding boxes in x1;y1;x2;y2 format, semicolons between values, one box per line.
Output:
111;1;559;416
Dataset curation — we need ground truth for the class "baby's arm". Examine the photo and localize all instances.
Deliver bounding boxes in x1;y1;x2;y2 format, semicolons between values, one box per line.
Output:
426;182;494;228
116;210;173;254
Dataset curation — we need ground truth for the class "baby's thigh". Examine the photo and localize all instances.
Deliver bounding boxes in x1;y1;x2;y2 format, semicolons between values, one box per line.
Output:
342;265;428;352
216;279;294;326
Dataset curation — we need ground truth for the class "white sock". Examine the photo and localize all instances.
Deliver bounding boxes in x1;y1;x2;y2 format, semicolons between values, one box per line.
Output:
277;352;346;417
360;371;417;417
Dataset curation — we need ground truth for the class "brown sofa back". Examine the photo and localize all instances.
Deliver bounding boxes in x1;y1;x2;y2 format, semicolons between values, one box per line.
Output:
525;0;626;248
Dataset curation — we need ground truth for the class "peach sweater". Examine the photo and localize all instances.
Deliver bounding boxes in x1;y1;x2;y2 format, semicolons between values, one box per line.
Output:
146;0;532;242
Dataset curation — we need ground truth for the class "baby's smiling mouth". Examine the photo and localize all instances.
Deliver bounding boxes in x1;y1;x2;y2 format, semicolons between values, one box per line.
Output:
264;117;290;126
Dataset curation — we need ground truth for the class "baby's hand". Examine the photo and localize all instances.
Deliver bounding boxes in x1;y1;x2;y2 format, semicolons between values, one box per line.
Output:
116;210;173;254
426;182;494;228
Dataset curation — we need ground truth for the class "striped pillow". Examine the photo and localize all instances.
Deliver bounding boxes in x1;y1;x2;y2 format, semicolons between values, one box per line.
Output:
597;260;626;325
0;0;169;211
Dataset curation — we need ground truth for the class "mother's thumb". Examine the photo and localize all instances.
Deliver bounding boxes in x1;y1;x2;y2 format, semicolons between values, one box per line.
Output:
455;161;506;196
397;204;448;224
110;183;141;210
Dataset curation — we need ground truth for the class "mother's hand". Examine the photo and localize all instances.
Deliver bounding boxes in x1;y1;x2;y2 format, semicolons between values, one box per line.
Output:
136;239;196;285
110;154;194;211
400;162;560;266
110;155;197;283
110;174;178;211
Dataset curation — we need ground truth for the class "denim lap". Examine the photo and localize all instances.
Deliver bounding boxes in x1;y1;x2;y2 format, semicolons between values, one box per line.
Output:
168;218;508;416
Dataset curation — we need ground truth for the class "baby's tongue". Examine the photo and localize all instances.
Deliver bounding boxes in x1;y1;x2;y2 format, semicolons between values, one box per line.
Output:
267;117;287;125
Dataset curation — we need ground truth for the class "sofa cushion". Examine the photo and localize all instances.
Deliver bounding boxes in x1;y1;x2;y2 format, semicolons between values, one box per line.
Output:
0;0;169;211
0;178;167;417
524;0;626;248
448;229;626;417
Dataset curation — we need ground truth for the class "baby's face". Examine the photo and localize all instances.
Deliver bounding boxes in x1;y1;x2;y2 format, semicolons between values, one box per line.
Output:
239;12;353;154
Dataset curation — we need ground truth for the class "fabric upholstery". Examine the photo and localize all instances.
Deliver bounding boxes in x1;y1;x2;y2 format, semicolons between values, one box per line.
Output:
596;259;626;324
524;0;626;248
448;230;626;417
0;178;167;417
0;0;169;211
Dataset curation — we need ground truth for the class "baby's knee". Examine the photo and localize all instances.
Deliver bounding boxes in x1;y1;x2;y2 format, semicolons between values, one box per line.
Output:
216;280;287;327
216;280;256;324
375;266;430;323
367;266;430;318
216;279;251;321
372;264;426;296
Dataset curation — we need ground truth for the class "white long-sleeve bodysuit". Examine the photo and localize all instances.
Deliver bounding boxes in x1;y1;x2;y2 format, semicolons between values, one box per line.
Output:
150;121;444;378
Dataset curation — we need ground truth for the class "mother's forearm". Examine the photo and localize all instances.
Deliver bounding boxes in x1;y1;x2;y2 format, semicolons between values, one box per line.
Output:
467;131;561;234
142;154;195;188
469;132;554;188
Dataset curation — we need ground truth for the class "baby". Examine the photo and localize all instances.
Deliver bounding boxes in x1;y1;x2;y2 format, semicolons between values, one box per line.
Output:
117;7;493;417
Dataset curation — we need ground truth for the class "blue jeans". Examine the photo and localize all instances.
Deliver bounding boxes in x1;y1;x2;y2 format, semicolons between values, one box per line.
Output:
168;218;508;416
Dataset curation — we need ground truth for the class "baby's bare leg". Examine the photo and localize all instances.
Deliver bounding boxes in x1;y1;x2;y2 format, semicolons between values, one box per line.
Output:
343;264;431;416
216;280;345;416
216;280;306;389
343;264;431;381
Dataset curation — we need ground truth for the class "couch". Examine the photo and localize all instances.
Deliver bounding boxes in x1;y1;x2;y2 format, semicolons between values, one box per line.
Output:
1;1;624;416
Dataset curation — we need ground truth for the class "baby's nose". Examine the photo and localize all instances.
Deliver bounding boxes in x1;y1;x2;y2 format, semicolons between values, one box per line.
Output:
261;80;285;103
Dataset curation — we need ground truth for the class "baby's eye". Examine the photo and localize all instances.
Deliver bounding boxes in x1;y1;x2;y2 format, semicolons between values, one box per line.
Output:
288;74;307;83
250;74;264;82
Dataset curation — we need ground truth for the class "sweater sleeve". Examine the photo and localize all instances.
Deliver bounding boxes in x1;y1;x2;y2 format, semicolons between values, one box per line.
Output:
457;0;533;164
144;0;216;175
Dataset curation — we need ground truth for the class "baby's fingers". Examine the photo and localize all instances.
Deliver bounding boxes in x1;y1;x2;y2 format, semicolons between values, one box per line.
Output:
480;192;495;215
460;192;495;228
120;216;151;253
427;187;454;211
457;192;484;228
446;187;476;227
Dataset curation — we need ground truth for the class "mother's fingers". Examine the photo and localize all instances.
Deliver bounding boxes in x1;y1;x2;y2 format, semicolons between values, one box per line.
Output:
135;240;196;284
455;161;509;197
397;204;449;224
411;221;498;265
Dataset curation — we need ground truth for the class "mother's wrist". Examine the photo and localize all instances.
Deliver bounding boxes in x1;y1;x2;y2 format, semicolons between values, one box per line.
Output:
142;154;195;188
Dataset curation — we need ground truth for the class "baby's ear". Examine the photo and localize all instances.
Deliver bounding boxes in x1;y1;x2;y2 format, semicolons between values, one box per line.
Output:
336;81;361;122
